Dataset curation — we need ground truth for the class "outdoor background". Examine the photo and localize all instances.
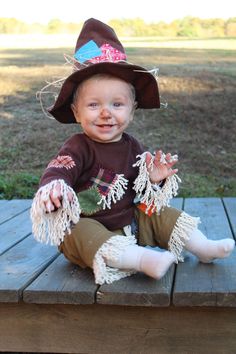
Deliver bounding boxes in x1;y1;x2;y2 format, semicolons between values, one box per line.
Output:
0;0;235;199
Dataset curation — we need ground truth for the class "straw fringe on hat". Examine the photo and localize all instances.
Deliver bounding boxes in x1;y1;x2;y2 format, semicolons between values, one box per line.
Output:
48;18;160;124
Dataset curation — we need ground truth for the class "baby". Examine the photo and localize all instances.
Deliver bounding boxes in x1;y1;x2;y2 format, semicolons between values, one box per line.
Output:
31;18;235;285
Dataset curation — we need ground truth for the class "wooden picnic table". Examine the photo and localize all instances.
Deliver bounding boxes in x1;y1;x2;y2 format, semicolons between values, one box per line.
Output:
0;197;235;353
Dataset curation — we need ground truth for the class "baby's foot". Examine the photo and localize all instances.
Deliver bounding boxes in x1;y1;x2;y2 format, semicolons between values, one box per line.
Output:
140;249;176;279
197;238;235;263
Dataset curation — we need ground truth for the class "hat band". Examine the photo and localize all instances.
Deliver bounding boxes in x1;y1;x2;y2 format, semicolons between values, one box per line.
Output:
74;40;127;66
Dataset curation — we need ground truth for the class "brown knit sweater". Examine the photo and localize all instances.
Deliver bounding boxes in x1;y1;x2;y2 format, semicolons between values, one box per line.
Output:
39;132;145;230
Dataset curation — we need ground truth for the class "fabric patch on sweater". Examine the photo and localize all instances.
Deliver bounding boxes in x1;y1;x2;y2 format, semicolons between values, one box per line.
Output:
90;167;118;196
78;186;103;215
89;166;128;209
47;155;76;170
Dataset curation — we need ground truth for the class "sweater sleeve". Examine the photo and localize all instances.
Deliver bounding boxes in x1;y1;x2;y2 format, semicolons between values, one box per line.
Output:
30;135;82;246
39;137;81;189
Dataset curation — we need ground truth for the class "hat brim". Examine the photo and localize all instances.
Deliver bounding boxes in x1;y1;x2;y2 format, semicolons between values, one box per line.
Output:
49;62;160;123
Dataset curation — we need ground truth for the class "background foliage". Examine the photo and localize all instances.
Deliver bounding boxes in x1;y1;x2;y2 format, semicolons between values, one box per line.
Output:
0;16;236;37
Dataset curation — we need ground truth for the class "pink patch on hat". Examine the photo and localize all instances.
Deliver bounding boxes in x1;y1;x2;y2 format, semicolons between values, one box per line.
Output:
89;43;127;64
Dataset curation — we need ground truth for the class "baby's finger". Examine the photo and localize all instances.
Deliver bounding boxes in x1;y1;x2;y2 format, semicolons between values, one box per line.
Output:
168;168;178;176
51;182;62;198
50;195;62;209
167;160;178;169
50;186;62;209
145;152;153;168
166;153;178;163
153;150;162;165
44;199;55;212
67;191;73;202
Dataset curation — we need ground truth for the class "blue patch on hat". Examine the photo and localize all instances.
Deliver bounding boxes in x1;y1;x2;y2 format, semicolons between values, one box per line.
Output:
74;40;102;63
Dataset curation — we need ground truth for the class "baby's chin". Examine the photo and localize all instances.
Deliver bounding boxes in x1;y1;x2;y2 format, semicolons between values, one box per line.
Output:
86;129;123;143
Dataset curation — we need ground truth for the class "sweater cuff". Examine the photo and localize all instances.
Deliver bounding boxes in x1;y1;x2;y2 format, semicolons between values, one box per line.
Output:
133;152;181;215
30;179;81;246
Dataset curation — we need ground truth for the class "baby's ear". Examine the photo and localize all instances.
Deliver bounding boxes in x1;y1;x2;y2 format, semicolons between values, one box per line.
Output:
71;104;81;123
71;103;76;114
131;101;138;115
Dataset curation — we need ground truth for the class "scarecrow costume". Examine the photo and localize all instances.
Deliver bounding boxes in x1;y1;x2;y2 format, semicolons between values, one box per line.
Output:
31;18;200;285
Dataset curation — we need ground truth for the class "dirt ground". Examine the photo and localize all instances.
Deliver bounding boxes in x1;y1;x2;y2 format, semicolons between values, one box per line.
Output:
0;45;235;197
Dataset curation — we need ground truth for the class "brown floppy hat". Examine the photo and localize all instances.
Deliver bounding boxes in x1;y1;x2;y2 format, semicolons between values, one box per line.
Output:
49;18;160;123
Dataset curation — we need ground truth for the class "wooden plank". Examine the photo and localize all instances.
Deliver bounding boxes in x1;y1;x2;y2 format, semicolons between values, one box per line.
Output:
183;198;233;240
170;197;183;210
0;236;58;302
173;198;236;306
0;209;32;255
24;255;97;305
0;303;236;353
97;268;175;306
96;199;183;306
0;199;32;224
223;197;236;237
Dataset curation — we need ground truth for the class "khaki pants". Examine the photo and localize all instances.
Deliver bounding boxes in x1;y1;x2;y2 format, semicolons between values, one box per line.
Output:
59;206;181;269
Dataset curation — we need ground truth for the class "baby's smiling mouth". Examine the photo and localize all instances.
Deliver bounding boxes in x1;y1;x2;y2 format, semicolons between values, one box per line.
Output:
97;124;114;128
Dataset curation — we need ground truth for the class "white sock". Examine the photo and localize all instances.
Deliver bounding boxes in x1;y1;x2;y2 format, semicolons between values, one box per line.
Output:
185;228;235;263
106;244;176;280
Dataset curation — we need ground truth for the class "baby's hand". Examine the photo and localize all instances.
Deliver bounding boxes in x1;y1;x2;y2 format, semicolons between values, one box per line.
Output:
41;181;73;212
146;150;178;184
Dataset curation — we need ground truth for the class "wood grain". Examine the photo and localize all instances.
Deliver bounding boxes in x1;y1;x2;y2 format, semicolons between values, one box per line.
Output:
170;197;183;210
97;268;175;306
24;255;97;305
0;236;58;302
0;199;32;224
0;209;32;255
223;197;236;236
173;198;236;306
0;303;236;354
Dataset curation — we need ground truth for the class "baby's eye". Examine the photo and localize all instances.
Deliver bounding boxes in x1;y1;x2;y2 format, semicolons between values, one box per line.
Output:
88;102;98;108
113;102;123;107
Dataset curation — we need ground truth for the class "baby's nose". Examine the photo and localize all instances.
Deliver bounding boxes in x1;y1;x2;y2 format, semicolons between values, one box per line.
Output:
100;107;111;118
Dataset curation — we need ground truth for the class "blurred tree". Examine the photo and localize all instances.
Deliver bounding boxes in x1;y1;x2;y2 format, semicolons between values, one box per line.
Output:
0;16;234;37
46;19;64;33
202;18;225;37
0;17;28;33
225;18;236;36
177;17;202;37
109;18;160;36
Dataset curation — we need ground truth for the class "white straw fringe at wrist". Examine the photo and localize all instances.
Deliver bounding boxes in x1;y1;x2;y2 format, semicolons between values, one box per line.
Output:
30;179;81;246
133;152;181;214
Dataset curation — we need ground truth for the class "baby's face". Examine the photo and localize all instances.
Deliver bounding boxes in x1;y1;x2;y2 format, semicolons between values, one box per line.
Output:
71;76;136;143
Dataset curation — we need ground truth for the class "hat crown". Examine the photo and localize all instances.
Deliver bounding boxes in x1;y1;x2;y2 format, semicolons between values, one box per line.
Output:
74;18;127;66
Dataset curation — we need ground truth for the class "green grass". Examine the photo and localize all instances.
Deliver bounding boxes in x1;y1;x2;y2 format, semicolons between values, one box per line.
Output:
179;174;236;198
0;40;236;199
0;172;40;199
